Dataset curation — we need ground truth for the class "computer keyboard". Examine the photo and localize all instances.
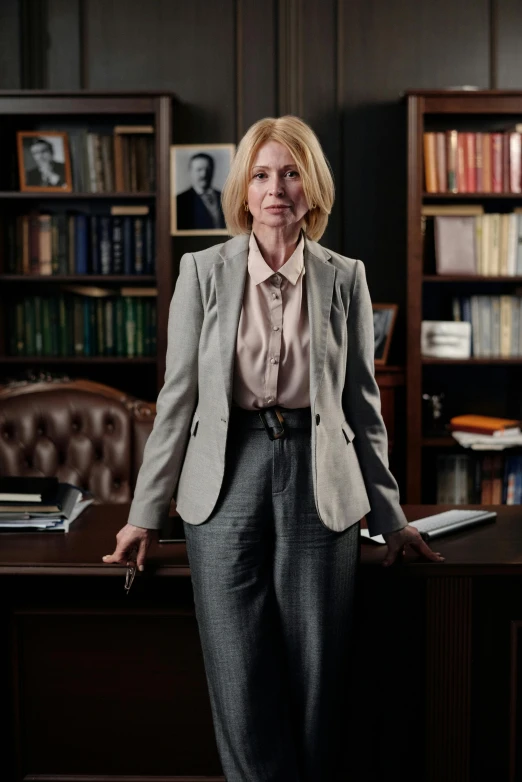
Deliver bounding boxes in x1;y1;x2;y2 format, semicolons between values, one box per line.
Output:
360;508;497;544
409;509;497;540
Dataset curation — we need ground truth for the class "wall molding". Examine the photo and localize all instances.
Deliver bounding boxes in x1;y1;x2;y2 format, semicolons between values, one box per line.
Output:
20;0;48;88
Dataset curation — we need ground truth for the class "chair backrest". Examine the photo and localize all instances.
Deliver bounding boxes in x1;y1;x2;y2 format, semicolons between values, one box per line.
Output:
0;379;156;503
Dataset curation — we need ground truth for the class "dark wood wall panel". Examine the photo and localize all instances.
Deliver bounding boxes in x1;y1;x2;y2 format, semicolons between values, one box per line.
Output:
83;0;236;143
238;0;277;137
0;0;21;88
496;0;522;87
47;0;82;90
340;0;490;362
301;0;340;249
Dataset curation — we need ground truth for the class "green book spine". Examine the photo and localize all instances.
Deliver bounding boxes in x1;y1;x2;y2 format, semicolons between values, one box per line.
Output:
151;302;156;356
74;298;84;356
24;298;35;356
49;297;59;356
58;295;68;356
33;296;43;356
96;298;105;356
136;298;144;356
115;297;125;356
125;297;136;357
104;299;115;356
42;298;52;355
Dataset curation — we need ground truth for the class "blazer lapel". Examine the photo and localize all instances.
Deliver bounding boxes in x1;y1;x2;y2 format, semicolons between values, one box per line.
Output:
215;235;249;409
214;233;335;411
304;237;336;407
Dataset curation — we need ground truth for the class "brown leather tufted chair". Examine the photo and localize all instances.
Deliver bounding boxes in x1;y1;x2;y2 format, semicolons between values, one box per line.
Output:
0;379;156;503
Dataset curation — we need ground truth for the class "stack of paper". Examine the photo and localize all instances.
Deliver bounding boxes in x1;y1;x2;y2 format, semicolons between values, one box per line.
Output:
0;493;94;533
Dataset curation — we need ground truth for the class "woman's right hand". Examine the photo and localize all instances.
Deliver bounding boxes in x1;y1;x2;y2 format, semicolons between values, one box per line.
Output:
102;523;155;571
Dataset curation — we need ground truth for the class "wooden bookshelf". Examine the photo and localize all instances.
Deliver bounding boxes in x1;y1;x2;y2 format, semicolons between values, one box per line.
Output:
0;91;174;402
406;90;522;504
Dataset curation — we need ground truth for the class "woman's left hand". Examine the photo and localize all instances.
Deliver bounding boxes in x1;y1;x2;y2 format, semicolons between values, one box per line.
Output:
381;525;445;567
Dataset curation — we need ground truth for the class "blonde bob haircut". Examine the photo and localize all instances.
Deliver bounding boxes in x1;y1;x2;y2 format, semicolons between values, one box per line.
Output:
222;115;334;242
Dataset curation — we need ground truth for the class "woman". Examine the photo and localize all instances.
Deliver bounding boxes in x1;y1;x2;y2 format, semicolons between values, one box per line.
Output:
102;115;444;781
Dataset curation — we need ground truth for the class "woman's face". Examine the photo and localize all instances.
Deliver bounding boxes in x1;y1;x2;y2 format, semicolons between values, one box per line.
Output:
247;141;310;234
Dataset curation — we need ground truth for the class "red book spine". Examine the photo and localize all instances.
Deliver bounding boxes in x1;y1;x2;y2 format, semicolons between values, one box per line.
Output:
476;132;483;192
492;133;503;192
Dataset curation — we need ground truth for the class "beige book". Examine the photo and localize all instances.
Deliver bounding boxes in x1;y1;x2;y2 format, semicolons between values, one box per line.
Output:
481;214;491;276
476;215;483;274
499;213;510;275
422;205;484;216
110;205;150;216
62;285;113;298
490;213;500;275
500;295;512;356
38;215;52;275
434;215;477;274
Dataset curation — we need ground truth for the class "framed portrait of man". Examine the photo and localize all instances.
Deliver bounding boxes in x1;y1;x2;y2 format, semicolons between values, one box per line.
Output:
372;303;398;365
17;131;73;193
170;143;235;236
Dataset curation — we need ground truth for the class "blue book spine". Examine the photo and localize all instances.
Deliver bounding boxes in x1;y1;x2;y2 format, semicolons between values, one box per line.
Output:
75;214;88;274
90;216;100;275
145;217;155;275
123;216;133;275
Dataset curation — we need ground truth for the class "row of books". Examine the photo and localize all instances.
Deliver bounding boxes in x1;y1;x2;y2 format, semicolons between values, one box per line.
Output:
68;125;155;193
7;293;157;358
436;452;522;504
2;208;155;276
426;206;522;276
452;295;522;357
423;126;522;193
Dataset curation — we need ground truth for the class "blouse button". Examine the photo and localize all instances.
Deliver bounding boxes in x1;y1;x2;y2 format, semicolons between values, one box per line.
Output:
272;326;279;331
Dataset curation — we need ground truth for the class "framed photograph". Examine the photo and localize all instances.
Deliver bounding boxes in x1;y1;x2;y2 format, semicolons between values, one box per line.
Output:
17;131;72;193
170;143;235;236
372;303;398;365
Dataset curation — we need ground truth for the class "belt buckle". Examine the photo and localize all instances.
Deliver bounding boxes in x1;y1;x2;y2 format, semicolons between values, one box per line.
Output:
259;405;286;440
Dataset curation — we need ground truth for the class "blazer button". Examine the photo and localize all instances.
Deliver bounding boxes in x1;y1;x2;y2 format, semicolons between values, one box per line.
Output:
315;414;320;425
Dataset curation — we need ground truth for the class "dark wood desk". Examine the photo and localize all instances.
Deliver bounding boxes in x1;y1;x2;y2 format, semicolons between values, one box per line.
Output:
0;503;521;782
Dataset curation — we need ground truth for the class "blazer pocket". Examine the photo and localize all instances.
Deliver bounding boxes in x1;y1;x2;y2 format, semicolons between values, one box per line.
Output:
190;410;200;437
341;420;355;444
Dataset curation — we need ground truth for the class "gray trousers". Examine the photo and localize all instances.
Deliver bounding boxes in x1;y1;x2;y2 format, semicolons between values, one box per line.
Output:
183;405;360;782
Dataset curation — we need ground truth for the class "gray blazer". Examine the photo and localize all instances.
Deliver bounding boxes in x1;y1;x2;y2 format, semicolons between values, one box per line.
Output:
127;233;408;537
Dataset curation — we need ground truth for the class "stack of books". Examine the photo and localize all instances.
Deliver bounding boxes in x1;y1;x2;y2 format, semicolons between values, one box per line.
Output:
0;476;94;532
449;414;522;450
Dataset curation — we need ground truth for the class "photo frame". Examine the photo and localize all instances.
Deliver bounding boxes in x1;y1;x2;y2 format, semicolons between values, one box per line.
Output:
17;131;72;193
170;143;235;236
372;303;398;365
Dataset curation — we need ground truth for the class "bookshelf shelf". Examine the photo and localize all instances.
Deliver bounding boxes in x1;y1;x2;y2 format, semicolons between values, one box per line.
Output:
0;192;156;199
407;89;522;505
423;192;522;199
0;90;173;400
422;437;457;447
423;275;522;282
0;275;157;283
422;358;522;365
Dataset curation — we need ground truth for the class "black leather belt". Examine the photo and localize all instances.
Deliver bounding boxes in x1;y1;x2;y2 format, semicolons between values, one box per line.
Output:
258;406;286;440
230;404;312;440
